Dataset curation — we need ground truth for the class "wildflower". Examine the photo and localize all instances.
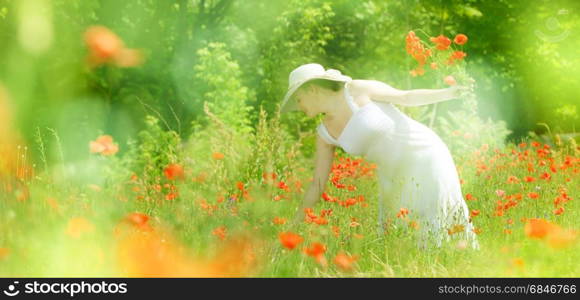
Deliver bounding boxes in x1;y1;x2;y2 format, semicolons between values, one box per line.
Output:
451;50;467;60
89;135;119;156
332;226;340;237
447;51;467;65
349;221;360;227
165;191;178;201
303;242;327;266
506;175;519;184
444;75;457;86
322;192;335;202
405;31;431;66
333;253;358;271
277;181;290;192
465;193;475;201
540;172;551;180
124;212;152;232
430;34;452;50
496;189;506;197
164;163;184;180
470;210;480;217
320;209;333;218
527;192;539;199
553;207;565;215
273;217;286;225
454;33;468;45
524;218;559;239
407;221;419;230
278;232;303;250
212;226;227;241
84;25;142;68
396;208;409;218
212;152;225;160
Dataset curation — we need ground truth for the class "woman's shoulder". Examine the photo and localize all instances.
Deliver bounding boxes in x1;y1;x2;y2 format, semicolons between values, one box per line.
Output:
347;79;381;101
345;80;374;108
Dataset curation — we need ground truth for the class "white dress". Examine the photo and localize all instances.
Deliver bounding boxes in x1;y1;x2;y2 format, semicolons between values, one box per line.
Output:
317;80;479;250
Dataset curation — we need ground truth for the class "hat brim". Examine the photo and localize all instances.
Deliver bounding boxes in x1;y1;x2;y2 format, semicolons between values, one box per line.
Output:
280;74;352;114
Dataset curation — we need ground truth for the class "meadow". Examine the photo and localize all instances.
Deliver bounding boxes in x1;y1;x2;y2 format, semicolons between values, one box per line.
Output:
0;0;578;277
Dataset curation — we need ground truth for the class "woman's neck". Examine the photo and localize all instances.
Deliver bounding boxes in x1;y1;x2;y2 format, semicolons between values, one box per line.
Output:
323;89;351;122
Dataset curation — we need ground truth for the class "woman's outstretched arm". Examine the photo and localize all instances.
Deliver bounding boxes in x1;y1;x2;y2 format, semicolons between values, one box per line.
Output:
292;134;335;223
349;79;462;107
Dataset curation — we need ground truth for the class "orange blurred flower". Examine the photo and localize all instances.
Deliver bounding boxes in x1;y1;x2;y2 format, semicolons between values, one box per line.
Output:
212;152;225;160
84;25;143;68
524;218;559;239
90;135;119;156
115;223;258;277
120;212;153;232
444;75;456;86
333;252;358;271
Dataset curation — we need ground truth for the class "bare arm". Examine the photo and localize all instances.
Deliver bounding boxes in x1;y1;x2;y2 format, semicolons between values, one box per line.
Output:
349;79;461;107
293;134;335;222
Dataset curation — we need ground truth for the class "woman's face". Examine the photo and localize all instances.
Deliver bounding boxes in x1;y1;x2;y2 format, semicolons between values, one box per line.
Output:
294;85;319;117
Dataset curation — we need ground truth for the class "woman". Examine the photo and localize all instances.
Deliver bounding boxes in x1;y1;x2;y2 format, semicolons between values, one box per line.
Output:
280;63;479;250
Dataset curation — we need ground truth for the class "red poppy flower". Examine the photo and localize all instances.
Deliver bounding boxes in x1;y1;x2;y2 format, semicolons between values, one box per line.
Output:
454;34;468;45
164;163;184;180
430;34;452;50
278;232;303;250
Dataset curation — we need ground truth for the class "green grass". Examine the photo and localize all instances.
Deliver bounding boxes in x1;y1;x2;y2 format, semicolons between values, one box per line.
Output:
0;135;578;277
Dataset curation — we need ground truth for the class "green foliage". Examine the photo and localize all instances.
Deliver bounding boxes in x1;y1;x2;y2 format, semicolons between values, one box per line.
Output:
261;0;337;108
193;42;255;135
119;116;181;185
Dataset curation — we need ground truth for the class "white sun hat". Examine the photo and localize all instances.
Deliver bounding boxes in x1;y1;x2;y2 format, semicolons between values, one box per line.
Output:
280;63;352;113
